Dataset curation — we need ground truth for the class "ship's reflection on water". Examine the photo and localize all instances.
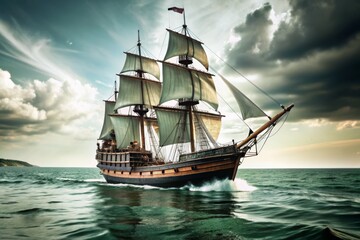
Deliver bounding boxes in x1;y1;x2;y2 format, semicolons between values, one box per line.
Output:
94;179;255;239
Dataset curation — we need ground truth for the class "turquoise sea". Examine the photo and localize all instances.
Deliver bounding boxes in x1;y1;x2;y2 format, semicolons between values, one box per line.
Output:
0;167;359;239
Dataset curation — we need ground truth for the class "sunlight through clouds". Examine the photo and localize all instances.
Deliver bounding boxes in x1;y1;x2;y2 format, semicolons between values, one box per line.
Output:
336;121;360;131
0;18;99;142
0;68;98;138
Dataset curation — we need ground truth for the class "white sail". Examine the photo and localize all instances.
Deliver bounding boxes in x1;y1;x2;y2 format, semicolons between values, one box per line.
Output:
121;52;160;80
154;107;190;146
164;29;209;70
99;101;116;140
110;115;140;149
160;62;218;110
114;75;161;110
220;75;267;120
195;111;222;141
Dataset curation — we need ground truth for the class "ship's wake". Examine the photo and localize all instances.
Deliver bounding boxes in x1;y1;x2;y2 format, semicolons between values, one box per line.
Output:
99;178;257;192
184;178;257;192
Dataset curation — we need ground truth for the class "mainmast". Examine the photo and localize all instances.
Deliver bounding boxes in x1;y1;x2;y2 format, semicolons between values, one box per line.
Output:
133;30;148;150
177;9;197;153
162;7;217;153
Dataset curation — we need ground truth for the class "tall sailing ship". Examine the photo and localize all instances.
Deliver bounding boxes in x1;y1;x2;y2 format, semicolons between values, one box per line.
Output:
96;8;294;187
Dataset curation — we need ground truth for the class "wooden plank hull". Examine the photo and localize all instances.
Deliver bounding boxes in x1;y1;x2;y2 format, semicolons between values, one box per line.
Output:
96;146;244;188
102;167;235;188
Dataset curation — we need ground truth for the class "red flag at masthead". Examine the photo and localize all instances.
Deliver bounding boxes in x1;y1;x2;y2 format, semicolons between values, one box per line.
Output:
168;7;184;14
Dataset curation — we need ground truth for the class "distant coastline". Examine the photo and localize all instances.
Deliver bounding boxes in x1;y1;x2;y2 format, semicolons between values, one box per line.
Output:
0;158;34;167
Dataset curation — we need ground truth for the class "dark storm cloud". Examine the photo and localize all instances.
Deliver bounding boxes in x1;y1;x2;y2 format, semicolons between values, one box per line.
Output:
225;3;274;70
234;2;272;53
224;0;360;122
274;37;360;121
269;0;360;60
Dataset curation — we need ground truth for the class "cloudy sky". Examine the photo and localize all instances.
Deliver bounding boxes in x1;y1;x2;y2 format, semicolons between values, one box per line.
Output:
1;0;359;168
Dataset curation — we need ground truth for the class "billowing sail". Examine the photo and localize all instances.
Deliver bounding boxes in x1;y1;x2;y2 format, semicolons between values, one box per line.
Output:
195;111;222;140
154;107;190;146
220;75;267;120
99;101;116;140
110;115;140;149
121;52;160;80
160;62;218;110
114;75;161;110
164;29;209;70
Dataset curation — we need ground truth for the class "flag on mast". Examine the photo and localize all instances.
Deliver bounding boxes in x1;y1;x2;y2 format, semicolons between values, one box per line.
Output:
168;7;184;14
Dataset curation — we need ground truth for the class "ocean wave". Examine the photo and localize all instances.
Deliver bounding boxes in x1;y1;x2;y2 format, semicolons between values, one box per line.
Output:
62;228;108;240
322;226;360;240
56;177;90;184
1;201;18;205
0;179;23;184
14;207;54;215
47;200;63;204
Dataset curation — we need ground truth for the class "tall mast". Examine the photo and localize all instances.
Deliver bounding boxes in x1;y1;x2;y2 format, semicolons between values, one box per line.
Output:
114;79;118;101
184;9;196;153
178;9;196;153
137;30;144;72
182;10;187;34
133;30;148;150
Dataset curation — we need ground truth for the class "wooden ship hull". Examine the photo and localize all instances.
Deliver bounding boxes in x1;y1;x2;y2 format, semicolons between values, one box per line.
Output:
96;145;246;188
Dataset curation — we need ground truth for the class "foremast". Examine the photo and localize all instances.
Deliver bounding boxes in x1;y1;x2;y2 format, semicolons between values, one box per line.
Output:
133;30;148;150
113;31;161;150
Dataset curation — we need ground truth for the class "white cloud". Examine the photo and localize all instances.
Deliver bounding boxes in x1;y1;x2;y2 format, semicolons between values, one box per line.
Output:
0;69;45;122
302;118;331;128
0;69;34;99
0;19;100;139
0;68;98;137
336;121;360;131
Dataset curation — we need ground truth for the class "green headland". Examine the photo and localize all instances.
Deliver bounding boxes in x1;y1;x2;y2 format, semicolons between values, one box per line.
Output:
0;158;34;167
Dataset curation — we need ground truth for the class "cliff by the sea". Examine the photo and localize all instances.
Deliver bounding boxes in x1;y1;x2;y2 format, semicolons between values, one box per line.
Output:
0;158;34;167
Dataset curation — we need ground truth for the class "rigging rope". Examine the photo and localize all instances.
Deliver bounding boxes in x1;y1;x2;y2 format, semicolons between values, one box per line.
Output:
257;125;274;153
186;28;282;107
217;92;252;130
107;94;115;101
205;44;282;107
270;111;289;137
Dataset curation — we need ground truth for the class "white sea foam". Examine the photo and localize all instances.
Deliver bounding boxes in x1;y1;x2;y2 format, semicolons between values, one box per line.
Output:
56;177;77;181
84;178;106;183
98;178;257;192
105;182;161;190
186;178;257;192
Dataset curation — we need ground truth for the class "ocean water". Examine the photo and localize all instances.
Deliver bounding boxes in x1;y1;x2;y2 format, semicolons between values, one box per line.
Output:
0;167;359;240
